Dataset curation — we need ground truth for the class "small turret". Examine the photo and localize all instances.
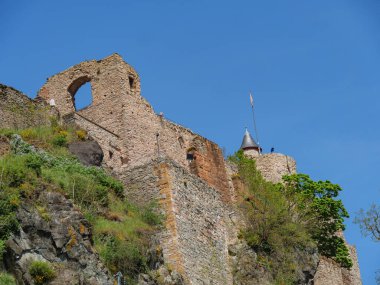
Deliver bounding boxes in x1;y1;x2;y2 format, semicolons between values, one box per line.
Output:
240;128;261;157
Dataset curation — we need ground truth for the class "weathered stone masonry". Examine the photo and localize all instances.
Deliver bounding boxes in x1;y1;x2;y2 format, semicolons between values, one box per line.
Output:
121;158;234;285
36;54;362;285
37;53;230;201
0;84;56;129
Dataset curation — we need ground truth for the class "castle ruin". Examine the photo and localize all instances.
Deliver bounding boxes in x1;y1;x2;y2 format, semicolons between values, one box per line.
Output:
36;53;361;285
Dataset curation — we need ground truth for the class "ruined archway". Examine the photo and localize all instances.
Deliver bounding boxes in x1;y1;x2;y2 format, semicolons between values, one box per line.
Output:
37;53;141;117
36;54;142;172
67;76;93;111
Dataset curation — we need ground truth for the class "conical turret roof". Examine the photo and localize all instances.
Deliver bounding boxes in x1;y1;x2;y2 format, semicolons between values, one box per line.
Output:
240;129;259;149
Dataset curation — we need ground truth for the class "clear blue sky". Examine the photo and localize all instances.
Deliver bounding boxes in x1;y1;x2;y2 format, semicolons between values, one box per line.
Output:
1;1;379;283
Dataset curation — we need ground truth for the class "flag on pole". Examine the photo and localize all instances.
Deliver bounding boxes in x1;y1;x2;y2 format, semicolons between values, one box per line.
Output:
249;92;254;107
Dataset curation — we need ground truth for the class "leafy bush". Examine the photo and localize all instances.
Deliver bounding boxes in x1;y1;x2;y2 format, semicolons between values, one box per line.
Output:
281;174;352;268
25;154;43;177
229;150;352;282
19;128;38;140
2;159;27;188
0;272;16;285
0;189;20;240
0;214;19;240
51;134;67;147
29;261;56;285
100;235;146;277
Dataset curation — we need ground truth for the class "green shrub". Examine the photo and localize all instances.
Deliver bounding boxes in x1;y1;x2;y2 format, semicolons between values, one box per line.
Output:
0;190;20;240
94;185;109;207
0;129;16;138
0;272;16;285
25;154;43;177
140;203;162;226
238;177;313;282
51;134;67;147
100;235;146;277
0;214;19;240
93;198;157;282
3;160;26;188
229;150;352;282
281;174;352;268
29;261;56;285
19;128;38;140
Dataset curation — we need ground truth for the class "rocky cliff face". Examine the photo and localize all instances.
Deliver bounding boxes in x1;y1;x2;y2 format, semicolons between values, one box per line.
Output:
229;242;319;285
5;191;112;285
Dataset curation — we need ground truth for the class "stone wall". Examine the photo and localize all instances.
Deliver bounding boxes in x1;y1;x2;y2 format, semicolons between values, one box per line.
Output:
37;54;230;200
255;153;296;183
0;84;55;130
342;246;362;285
38;53;140;117
120;158;234;285
314;246;362;285
38;54;134;171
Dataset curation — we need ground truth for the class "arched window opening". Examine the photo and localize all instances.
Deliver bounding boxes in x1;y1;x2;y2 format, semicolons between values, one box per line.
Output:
68;76;93;111
73;82;93;111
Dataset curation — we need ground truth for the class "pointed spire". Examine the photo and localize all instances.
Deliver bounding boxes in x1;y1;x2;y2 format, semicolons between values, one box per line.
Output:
240;128;259;150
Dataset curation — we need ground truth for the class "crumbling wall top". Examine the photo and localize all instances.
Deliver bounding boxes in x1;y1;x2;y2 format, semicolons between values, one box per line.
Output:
37;53;141;116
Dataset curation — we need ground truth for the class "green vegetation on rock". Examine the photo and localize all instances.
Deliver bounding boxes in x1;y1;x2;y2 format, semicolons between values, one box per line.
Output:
281;173;352;268
0;272;16;285
230;150;352;283
0;124;162;284
29;261;56;285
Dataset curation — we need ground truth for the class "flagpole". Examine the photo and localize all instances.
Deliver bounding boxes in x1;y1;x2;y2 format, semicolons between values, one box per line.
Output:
250;91;260;154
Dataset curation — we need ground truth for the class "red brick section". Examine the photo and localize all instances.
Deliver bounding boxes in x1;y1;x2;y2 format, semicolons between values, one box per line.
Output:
190;139;231;203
